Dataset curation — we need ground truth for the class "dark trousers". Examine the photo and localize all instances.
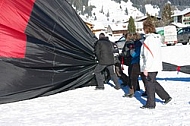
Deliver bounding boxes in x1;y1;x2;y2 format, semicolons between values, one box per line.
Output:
130;63;141;91
141;72;170;107
128;64;132;89
115;62;129;86
94;64;120;88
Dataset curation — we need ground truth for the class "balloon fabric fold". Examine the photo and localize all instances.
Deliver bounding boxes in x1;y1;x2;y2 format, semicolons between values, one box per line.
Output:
0;0;97;104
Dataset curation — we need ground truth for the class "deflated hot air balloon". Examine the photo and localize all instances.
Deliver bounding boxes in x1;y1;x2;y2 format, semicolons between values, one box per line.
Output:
0;0;97;104
1;0;190;104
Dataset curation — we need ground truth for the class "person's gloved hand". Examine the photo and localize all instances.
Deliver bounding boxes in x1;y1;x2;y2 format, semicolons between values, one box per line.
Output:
130;49;135;57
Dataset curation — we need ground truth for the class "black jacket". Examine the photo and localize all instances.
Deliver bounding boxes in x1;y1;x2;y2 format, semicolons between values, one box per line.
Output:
95;37;114;65
120;40;134;66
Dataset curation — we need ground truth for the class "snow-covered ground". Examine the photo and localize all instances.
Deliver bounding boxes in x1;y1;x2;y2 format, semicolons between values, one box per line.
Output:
0;44;189;126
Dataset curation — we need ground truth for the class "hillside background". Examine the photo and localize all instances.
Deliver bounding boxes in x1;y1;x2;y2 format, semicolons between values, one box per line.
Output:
68;0;190;16
120;0;190;11
67;0;190;27
68;0;190;26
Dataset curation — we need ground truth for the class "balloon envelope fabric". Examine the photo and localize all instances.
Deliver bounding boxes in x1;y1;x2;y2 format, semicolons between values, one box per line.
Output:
0;0;97;104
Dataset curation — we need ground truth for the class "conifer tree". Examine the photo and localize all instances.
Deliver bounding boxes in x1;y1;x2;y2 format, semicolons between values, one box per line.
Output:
128;16;136;33
100;5;104;13
162;3;173;25
146;13;152;22
106;10;110;17
146;13;157;26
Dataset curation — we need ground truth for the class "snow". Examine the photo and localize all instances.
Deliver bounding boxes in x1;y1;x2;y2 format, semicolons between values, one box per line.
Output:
84;0;159;26
144;4;160;16
0;45;190;126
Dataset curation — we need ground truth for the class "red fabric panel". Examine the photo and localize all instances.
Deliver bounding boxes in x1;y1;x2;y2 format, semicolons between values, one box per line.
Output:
0;0;35;58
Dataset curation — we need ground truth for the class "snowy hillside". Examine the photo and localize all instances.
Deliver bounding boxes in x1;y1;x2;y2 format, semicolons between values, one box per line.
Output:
80;0;160;26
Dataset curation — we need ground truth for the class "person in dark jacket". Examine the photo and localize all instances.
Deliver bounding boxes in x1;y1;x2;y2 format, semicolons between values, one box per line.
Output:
121;33;133;67
123;33;146;98
120;33;135;93
94;33;121;90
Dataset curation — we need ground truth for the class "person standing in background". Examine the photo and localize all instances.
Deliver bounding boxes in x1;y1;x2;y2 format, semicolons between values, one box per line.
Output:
120;33;133;89
124;33;146;98
140;20;172;109
94;33;121;90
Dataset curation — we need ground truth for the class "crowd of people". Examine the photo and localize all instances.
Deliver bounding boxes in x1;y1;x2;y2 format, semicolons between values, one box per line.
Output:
94;20;172;109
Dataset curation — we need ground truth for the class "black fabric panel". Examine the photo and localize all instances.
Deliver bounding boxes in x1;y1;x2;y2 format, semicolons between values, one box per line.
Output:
162;62;177;71
0;0;98;104
162;62;190;74
180;65;190;74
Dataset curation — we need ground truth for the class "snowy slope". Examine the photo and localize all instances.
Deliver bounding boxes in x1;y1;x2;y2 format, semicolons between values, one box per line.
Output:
81;0;160;26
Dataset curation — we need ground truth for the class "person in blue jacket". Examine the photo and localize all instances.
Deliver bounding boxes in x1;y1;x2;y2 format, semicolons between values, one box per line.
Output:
124;33;146;98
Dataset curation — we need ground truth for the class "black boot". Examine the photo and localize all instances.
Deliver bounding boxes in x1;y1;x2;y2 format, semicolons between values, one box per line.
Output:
163;97;172;105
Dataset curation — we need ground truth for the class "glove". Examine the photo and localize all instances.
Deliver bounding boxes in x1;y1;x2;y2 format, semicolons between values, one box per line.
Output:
130;49;135;57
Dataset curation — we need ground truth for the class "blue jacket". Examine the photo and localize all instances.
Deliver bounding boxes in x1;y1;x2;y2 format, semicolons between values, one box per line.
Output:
130;39;142;64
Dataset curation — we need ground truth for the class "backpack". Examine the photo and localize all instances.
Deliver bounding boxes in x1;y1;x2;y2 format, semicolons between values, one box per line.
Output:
119;50;132;66
119;42;133;66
